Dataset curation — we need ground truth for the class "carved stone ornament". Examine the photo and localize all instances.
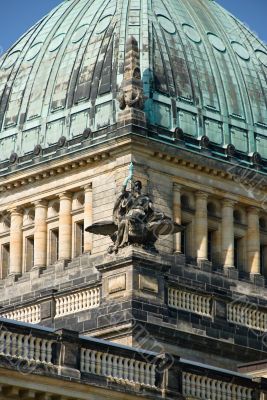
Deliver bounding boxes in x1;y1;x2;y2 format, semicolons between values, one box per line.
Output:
86;163;183;253
118;36;145;112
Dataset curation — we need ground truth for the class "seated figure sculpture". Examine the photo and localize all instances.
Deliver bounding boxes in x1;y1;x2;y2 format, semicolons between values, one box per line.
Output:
86;163;183;253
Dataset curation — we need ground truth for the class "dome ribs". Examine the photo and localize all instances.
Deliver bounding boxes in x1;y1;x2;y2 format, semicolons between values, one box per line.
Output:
0;0;267;166
73;0;114;105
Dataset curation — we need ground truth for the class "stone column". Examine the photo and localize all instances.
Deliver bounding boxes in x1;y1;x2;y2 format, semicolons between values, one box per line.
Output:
9;207;23;276
33;200;48;268
195;191;208;261
84;184;93;253
58;192;72;260
173;183;182;253
221;199;235;268
247;207;260;275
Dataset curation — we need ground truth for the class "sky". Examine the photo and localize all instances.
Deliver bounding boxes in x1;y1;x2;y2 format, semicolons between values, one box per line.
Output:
0;0;266;55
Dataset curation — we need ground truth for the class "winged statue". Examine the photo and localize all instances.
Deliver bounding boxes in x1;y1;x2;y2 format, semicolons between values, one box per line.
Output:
86;163;183;253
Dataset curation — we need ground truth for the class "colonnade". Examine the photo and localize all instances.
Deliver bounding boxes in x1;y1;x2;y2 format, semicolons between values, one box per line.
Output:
8;185;93;276
2;182;263;278
173;184;261;276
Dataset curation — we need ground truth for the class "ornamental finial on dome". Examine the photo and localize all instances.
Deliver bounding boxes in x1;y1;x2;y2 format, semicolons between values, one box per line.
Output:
118;36;146;124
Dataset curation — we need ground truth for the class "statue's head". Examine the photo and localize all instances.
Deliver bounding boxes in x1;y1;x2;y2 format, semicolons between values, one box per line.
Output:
133;180;142;193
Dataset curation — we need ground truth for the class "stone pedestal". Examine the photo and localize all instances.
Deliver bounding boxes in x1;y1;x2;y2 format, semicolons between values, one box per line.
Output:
54;329;81;379
96;247;170;305
117;107;146;125
223;267;239;280
250;273;265;287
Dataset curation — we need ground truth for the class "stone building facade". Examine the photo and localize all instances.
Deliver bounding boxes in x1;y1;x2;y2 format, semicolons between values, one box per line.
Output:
0;0;267;398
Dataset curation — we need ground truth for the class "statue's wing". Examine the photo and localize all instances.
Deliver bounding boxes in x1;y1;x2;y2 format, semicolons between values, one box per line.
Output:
147;221;184;236
85;221;117;236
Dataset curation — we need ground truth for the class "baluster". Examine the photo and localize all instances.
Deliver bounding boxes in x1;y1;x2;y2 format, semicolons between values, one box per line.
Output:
59;297;63;316
231;305;235;323
34;338;41;361
211;379;217;400
102;353;108;376
185;292;190;310
10;333;18;357
40;339;47;362
29;336;35;360
107;354;113;376
178;290;182;308
85;349;91;373
183;373;191;396
17;334;24;358
71;295;75;312
118;357;124;379
91;351;96;374
31;307;34;323
46;341;53;363
129;359;135;382
206;378;212;399
78;292;83;310
96;352;102;375
144;364;151;385
140;362;145;384
191;375;197;397
80;348;85;372
0;332;6;355
83;291;87;309
23;335;29;359
113;355;119;378
134;361;140;383
206;298;211;315
72;294;77;312
221;382;227;400
55;299;59;317
93;289;97;306
151;364;156;387
63;297;67;316
168;288;171;306
195;376;201;398
226;383;232;400
201;377;207;398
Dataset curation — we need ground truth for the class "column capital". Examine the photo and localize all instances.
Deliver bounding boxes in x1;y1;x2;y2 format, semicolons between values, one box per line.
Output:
33;199;48;208
222;198;236;208
58;191;73;201
247;206;261;215
8;206;24;216
83;183;92;192
195;191;209;200
173;182;182;191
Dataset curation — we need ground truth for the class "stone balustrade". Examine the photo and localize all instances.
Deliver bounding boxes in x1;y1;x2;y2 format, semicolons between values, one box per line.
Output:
227;302;267;331
1;305;41;324
80;348;156;387
168;287;212;317
0;330;53;364
182;372;253;400
0;319;266;399
55;287;100;318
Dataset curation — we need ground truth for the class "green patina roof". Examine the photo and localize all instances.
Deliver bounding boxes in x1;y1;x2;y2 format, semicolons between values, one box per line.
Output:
0;0;266;162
